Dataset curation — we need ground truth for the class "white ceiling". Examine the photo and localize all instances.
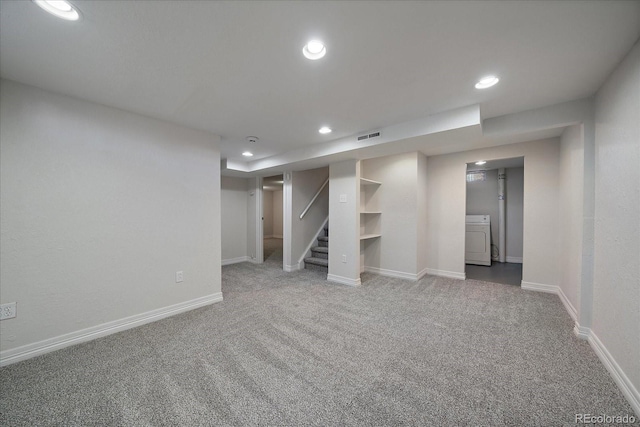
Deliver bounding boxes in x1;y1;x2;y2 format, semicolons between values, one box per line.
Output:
1;1;639;173
467;157;524;171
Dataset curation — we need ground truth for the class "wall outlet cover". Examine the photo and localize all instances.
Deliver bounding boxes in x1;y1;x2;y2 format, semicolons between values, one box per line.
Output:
0;302;17;320
176;271;184;283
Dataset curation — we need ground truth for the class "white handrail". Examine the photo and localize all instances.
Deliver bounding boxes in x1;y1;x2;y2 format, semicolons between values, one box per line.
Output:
299;178;329;219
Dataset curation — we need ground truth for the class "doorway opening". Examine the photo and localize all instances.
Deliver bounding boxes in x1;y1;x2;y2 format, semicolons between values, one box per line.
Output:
465;157;524;286
262;175;284;267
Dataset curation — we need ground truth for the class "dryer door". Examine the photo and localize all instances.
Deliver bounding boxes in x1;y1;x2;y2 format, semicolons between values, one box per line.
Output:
465;224;491;266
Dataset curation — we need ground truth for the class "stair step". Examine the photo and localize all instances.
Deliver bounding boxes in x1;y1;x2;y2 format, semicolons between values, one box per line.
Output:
304;257;328;267
311;246;328;259
318;236;328;242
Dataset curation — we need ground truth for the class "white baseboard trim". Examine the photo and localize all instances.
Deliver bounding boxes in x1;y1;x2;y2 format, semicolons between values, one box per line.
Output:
327;274;361;287
284;263;302;272
573;323;591;340
588;331;640;416
521;281;558;293
506;256;523;264
557;287;577;322
425;268;465;280
0;293;223;367
417;267;429;280
364;266;420;281
222;256;250;266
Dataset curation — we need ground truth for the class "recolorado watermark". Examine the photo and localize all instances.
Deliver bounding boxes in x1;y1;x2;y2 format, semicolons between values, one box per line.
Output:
575;413;636;424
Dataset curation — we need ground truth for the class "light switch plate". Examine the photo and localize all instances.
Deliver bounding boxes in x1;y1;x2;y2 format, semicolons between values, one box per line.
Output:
339;194;347;203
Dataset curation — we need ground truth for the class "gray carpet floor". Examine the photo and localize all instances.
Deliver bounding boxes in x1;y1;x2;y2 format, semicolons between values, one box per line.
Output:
0;260;636;426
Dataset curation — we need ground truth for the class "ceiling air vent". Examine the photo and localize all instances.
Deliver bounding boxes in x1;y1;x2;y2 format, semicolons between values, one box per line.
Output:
358;131;380;141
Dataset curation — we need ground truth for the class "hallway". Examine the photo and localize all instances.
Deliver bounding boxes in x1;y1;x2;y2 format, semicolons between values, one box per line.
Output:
263;237;283;266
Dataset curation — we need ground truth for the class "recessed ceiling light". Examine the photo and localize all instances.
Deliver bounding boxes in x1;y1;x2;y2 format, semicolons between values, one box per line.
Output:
318;126;332;134
303;40;326;60
475;76;499;89
242;151;254;157
475;160;487;165
33;0;80;21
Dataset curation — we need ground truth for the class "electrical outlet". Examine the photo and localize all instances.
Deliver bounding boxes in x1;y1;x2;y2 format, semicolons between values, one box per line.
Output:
342;254;347;263
0;302;17;320
176;271;183;283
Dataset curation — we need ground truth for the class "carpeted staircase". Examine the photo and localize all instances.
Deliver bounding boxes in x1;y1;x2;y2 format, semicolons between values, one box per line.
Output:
304;223;328;272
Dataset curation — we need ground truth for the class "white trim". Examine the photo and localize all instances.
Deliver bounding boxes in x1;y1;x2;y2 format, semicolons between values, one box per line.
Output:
417;267;429;280
557;287;577;322
588;331;640;416
425;268;466;280
506;256;523;263
327;274;361;287
222;256;250;266
0;293;223;367
364;266;428;282
521;281;558;293
284;263;302;272
297;217;329;267
573;323;591;340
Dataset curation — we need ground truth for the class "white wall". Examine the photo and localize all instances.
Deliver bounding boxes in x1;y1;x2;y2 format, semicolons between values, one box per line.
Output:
272;190;283;238
558;125;584;313
263;190;274;237
0;80;222;359
426;138;560;283
221;176;248;263
417;152;429;274
362;152;425;278
289;167;329;268
466;169;499;256
593;41;639;404
328;160;360;285
505;167;524;261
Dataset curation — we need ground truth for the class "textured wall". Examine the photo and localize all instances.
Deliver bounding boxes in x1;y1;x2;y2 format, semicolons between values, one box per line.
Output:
0;80;221;353
593;41;640;395
558;125;584;312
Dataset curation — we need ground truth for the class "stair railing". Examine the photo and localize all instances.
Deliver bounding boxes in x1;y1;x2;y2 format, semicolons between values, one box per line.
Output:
299;178;329;219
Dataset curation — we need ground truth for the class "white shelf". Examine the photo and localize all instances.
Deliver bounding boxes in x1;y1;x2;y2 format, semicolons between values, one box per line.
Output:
360;233;381;240
360;211;382;214
360;178;382;186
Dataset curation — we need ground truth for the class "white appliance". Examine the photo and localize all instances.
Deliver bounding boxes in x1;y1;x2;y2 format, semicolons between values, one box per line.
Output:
465;215;491;266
